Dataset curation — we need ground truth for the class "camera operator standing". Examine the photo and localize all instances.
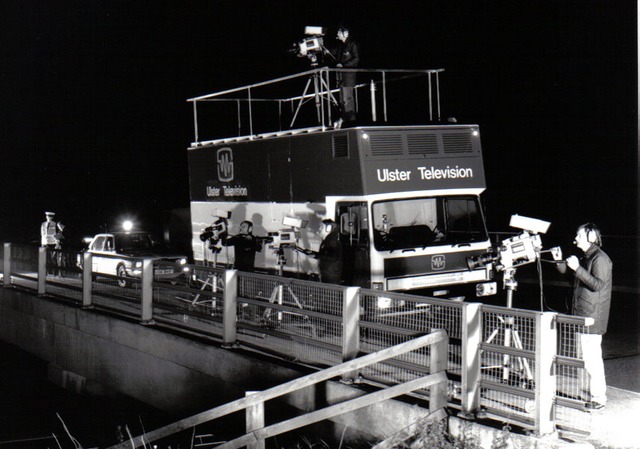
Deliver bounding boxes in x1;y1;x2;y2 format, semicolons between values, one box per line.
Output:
551;223;612;410
299;219;344;284
222;220;263;272
328;25;360;127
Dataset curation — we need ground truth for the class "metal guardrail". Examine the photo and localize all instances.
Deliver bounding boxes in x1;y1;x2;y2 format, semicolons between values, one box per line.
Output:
0;243;593;436
107;330;449;449
187;68;444;145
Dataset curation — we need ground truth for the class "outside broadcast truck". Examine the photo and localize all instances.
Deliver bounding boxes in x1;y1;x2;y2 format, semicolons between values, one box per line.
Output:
187;67;497;300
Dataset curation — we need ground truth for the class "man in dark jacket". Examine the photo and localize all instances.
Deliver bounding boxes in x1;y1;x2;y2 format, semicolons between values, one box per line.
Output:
300;219;344;284
222;221;262;272
552;223;612;410
317;219;344;284
330;25;360;126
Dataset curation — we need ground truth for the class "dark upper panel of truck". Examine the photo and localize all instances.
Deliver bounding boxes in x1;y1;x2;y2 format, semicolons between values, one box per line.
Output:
188;125;485;203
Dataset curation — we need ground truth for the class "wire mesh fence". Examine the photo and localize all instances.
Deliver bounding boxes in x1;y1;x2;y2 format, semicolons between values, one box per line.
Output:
236;272;344;367
555;315;592;435
0;245;596;435
359;289;466;402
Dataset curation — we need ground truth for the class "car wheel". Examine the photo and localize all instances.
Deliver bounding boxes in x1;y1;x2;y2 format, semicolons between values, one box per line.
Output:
117;264;128;288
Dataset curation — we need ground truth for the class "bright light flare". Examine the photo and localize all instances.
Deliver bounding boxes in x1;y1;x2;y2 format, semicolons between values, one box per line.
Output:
122;220;134;232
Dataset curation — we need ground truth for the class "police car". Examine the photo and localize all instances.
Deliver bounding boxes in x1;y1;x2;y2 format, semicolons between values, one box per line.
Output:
79;231;190;287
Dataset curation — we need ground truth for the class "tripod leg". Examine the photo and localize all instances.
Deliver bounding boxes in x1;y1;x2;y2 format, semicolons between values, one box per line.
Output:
512;330;534;381
502;324;513;381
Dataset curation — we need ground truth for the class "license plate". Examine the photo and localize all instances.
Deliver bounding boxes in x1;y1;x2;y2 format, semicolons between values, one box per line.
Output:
155;269;174;275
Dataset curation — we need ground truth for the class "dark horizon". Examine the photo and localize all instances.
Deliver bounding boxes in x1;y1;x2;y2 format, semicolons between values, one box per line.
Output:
0;1;637;244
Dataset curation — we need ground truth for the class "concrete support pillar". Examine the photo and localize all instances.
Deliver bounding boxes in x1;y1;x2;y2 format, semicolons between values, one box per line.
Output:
3;243;11;287
460;302;481;417
341;286;360;382
245;390;265;449
38;246;46;296
222;269;238;347
534;312;557;435
141;259;155;325
82;252;93;309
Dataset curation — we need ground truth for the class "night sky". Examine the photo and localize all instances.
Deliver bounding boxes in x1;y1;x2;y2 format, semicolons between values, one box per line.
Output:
0;1;636;245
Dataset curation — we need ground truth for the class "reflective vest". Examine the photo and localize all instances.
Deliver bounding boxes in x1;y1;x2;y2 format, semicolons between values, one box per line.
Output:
41;221;59;246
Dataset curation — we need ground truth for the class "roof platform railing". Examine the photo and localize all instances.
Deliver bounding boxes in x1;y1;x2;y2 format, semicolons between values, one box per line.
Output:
187;67;444;147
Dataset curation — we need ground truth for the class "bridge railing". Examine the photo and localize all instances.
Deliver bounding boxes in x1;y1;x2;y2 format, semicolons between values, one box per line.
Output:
107;330;449;449
0;243;593;436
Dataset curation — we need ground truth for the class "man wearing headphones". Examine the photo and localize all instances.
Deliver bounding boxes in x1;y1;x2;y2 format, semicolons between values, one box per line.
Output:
221;220;262;272
300;219;344;284
328;25;360;128
551;223;613;410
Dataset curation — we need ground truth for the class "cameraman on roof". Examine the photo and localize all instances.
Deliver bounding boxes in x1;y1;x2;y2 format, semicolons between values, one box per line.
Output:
328;25;360;127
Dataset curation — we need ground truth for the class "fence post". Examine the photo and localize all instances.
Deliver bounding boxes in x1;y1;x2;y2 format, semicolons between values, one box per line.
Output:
429;329;449;413
534;312;557;435
141;259;155;325
459;302;481;418
3;243;11;287
245;391;265;449
342;286;360;382
38;247;47;296
222;269;238;348
82;252;93;309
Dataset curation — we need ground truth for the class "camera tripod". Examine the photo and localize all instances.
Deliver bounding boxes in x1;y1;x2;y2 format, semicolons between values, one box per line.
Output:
290;67;339;128
186;241;224;312
259;247;317;336
483;267;534;386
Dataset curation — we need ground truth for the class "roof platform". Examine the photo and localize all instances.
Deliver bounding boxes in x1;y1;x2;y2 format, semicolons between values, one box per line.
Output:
187;67;445;148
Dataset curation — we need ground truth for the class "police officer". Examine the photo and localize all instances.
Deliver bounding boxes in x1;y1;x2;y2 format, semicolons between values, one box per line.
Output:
40;211;64;249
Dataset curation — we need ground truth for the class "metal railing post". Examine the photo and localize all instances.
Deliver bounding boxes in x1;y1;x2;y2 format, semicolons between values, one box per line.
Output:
141;259;155;325
460;302;481;417
245;391;265;449
3;243;11;287
222;269;238;347
429;329;449;413
535;312;557;435
82;252;93;309
370;79;377;122
342;286;360;382
38;247;47;296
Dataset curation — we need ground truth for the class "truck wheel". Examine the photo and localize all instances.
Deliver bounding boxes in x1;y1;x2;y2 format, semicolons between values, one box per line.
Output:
117;264;128;288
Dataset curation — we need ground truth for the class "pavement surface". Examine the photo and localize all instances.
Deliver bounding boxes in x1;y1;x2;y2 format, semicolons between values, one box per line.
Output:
585;355;640;449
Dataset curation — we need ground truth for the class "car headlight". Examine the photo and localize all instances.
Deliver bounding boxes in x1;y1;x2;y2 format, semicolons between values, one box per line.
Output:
134;261;142;268
179;258;187;265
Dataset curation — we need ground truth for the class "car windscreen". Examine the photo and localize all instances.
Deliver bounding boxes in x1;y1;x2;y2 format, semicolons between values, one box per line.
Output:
372;196;488;251
114;234;154;252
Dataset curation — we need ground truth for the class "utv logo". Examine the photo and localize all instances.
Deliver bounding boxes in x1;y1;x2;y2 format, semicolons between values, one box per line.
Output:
217;147;234;182
431;255;446;271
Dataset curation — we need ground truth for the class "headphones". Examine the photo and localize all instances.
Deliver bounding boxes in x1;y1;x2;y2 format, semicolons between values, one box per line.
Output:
580;223;601;246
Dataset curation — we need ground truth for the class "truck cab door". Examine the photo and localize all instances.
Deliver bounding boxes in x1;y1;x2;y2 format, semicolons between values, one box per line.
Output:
336;202;370;287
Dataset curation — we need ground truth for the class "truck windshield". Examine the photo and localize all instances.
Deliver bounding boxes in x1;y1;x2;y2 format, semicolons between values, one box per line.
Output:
372;196;487;251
